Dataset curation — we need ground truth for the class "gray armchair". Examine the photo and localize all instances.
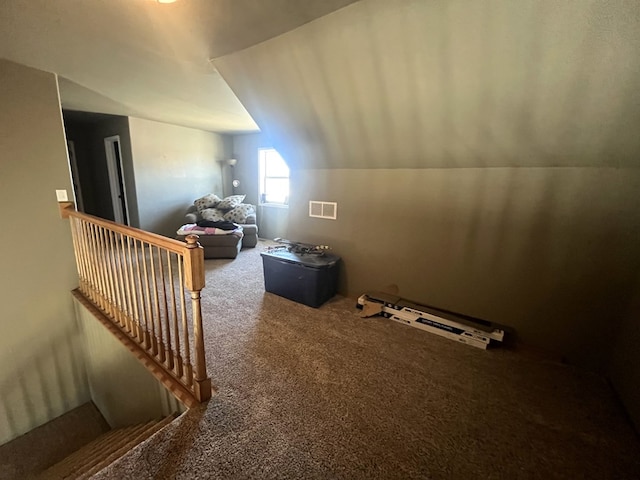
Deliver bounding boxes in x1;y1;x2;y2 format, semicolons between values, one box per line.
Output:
184;204;258;248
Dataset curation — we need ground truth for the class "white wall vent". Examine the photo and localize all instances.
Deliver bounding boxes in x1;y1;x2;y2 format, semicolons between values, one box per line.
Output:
309;201;337;220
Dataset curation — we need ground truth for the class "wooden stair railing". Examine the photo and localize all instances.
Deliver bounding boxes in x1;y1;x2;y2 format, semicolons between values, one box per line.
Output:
60;203;212;405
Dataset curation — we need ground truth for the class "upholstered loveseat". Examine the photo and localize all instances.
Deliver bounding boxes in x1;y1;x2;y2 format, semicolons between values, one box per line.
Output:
176;194;258;259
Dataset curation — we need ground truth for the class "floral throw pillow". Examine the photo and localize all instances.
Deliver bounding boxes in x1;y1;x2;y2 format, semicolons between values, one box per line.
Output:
224;204;255;224
194;194;221;213
216;194;246;211
200;208;227;222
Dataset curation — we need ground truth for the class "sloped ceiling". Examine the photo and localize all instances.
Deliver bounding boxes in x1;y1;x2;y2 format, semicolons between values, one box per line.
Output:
215;0;640;168
0;0;359;133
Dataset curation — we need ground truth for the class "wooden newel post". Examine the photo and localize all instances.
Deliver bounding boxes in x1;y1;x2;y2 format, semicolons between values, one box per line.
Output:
58;201;75;219
183;235;212;402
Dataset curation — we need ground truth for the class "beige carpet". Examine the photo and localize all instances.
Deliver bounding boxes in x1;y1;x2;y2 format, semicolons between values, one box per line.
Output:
93;240;639;479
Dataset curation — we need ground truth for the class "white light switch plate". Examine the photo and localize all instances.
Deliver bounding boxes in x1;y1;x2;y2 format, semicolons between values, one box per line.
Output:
56;189;68;202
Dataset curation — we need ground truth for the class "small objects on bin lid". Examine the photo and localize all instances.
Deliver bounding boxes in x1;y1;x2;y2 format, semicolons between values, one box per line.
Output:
268;237;330;256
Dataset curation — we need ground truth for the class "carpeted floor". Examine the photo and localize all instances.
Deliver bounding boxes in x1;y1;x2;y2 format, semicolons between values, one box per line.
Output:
93;240;640;479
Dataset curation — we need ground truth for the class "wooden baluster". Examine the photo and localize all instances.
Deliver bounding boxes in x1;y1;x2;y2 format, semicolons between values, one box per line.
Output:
94;225;106;308
98;226;116;319
81;220;95;298
183;235;211;402
69;218;86;294
135;239;151;346
88;222;100;301
78;220;94;305
68;218;79;281
125;239;136;337
119;233;134;336
158;250;174;369
127;237;143;343
178;254;192;387
77;219;92;298
157;247;172;368
88;222;105;311
91;224;102;305
113;231;129;332
141;242;155;351
116;231;129;329
90;225;111;316
150;246;164;361
97;224;111;311
107;230;124;327
80;221;97;300
167;251;182;378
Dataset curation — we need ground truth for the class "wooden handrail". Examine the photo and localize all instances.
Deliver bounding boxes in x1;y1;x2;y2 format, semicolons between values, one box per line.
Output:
61;203;189;254
61;202;212;404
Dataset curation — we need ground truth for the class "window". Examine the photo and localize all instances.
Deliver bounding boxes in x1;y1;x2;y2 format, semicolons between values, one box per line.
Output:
259;148;289;206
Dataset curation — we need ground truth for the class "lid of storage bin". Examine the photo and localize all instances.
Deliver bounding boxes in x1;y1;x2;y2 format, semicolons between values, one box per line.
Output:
261;250;340;268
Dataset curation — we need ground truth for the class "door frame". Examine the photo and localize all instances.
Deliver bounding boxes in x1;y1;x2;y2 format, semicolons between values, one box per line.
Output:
66;140;85;212
104;135;129;225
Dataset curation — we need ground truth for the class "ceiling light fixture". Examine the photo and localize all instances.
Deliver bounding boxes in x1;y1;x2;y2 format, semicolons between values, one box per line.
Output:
157;0;178;4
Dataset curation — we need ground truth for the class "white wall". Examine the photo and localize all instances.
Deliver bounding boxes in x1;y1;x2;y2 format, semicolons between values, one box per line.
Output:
0;60;89;445
128;117;229;237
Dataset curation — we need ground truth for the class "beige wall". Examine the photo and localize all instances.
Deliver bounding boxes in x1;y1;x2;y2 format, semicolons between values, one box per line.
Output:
216;0;640;171
74;299;183;428
128;117;229;237
231;132;290;240
0;60;89;444
215;0;640;418
287;167;640;371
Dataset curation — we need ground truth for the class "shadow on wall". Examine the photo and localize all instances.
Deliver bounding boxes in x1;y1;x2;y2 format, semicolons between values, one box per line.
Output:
287;167;640;371
145;205;193;239
0;323;88;444
257;205;290;241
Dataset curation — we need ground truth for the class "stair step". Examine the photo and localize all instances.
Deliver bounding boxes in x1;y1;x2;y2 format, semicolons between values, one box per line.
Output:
69;420;159;477
42;424;140;478
0;402;109;479
79;415;176;479
38;414;176;480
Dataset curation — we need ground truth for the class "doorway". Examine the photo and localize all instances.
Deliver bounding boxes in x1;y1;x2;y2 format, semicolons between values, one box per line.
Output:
104;135;129;225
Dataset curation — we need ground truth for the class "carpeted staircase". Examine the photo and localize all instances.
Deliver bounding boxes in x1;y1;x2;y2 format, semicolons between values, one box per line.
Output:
38;414;176;480
0;403;109;480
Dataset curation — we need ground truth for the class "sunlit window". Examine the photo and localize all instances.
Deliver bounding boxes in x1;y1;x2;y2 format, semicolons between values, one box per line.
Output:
259;148;289;206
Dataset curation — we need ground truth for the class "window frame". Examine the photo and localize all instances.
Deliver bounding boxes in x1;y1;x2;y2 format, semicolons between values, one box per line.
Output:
258;148;290;207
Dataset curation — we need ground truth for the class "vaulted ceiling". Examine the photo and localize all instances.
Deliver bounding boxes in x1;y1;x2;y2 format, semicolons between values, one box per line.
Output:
1;0;639;169
215;0;640;169
0;0;359;133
